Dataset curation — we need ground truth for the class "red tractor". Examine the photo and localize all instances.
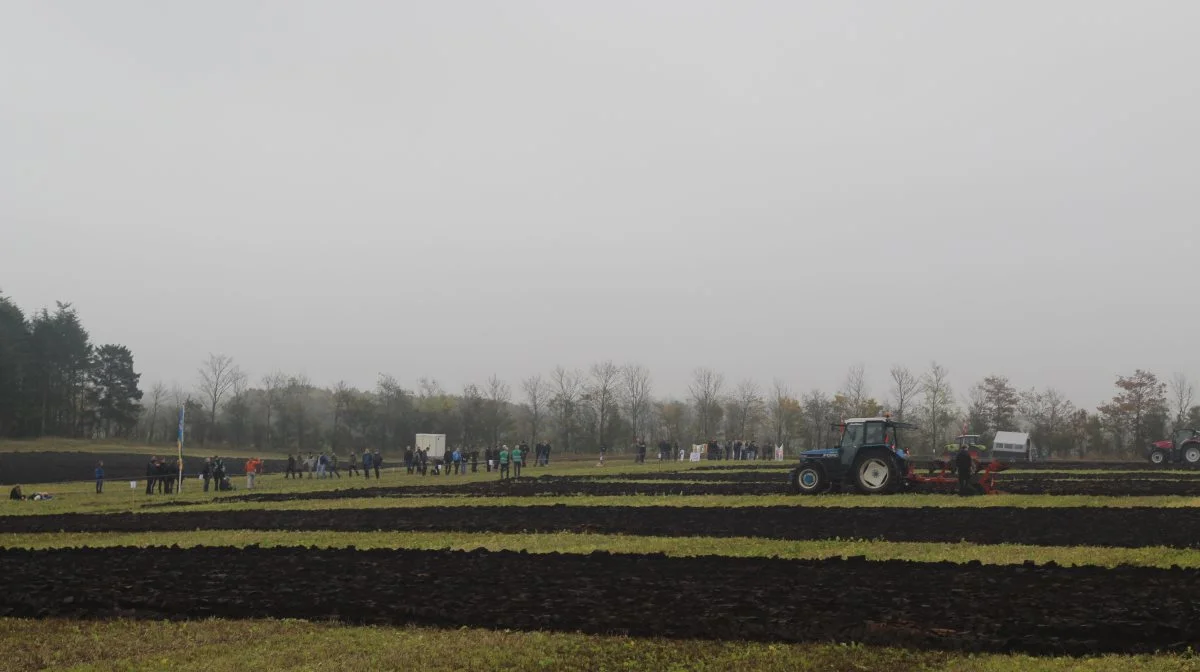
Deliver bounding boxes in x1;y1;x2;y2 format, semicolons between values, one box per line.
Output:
1147;428;1200;467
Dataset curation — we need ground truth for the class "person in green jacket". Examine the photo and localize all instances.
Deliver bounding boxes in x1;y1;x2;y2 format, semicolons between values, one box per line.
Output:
498;445;510;480
511;444;523;478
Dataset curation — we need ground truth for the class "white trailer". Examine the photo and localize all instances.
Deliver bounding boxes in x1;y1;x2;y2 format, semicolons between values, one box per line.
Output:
416;433;447;461
993;431;1032;462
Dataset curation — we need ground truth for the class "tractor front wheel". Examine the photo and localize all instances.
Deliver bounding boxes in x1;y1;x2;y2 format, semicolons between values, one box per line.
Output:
1149;449;1168;466
852;450;900;495
789;463;829;495
1183;446;1200;466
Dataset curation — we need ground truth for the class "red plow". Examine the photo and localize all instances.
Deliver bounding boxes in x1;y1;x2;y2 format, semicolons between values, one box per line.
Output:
906;452;1009;495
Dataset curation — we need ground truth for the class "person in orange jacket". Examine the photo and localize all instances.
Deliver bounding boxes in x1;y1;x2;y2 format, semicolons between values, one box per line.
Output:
245;458;261;490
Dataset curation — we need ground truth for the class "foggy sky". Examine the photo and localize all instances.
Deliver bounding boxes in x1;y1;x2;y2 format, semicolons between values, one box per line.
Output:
2;1;1197;409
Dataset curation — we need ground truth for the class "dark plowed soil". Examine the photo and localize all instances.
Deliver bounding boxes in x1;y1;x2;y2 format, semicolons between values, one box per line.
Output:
998;480;1200;497
6;505;1200;548
999;472;1200;481
0;546;1195;655
693;460;1168;471
0;452;285;485
190;472;1200;501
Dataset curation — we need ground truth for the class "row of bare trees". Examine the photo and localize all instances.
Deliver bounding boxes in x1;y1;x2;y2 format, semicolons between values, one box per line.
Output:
131;355;1200;458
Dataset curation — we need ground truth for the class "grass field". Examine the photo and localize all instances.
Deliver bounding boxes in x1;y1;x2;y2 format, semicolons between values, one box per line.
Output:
4;619;1196;672
1;446;1198;670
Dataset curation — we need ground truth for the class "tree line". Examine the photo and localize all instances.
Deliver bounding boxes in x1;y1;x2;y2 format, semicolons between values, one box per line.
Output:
0;295;142;439
2;292;1198;457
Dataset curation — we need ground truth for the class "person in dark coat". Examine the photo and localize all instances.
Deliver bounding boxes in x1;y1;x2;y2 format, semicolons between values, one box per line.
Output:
372;450;382;479
202;458;214;492
956;445;975;495
145;457;157;495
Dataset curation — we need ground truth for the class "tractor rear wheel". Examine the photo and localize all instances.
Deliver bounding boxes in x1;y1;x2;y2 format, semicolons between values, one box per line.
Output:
1184;445;1200;466
852;450;900;495
789;463;829;495
1149;449;1168;466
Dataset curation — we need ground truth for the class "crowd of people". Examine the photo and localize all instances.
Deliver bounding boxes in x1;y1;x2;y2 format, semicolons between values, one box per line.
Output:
702;439;771;461
284;450;384;480
61;436;775;501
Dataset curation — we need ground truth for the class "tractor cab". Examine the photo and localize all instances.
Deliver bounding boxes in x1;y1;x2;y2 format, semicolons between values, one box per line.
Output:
791;417;917;494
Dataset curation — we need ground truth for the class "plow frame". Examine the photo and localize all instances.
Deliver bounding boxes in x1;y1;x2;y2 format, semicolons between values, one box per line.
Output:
905;455;1008;494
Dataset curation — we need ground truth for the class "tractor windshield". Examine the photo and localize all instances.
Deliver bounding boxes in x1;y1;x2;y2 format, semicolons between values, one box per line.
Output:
864;422;886;445
839;423;865;450
1176;429;1198;445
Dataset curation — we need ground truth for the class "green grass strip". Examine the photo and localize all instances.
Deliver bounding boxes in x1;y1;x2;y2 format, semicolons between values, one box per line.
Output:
0;618;1195;672
3;529;1199;569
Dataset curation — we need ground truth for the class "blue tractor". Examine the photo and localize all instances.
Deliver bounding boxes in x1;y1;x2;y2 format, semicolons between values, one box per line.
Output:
788;417;918;495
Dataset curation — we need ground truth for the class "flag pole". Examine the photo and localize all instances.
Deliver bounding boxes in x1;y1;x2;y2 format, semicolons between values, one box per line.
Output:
176;404;186;494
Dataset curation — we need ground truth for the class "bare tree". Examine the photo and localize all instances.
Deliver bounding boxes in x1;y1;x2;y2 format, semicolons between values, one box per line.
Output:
731;379;763;440
918;361;955;454
620;364;654;444
196;354;238;446
769;379;795;448
144;381;167;443
521;374;549;446
261;371;288;450
550;366;582;452
1170;372;1196;430
689;367;725;439
889;366;919;421
332;380;352;452
484;374;512;447
587;360;621;449
225;368;250;448
842;364;870;417
460;383;486;446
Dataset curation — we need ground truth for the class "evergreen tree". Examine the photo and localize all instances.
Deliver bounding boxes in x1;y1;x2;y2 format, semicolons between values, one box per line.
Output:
90;344;144;437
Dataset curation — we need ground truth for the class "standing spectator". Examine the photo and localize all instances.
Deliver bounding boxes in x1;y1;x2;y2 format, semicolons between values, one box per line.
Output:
329;453;341;478
285;454;296;479
94;461;104;494
362;451;373;479
405;446;415;474
145;457;157;495
419;448;428;475
511;443;524;478
214;457;226;491
372;450;383;479
451;448;462;475
245;457;260;490
347;451;360;477
636;439;647;464
498;445;510;479
202;458;214;492
598;444;607;467
156;459;169;494
470;450;479;473
543;441;552;466
485;447;493;473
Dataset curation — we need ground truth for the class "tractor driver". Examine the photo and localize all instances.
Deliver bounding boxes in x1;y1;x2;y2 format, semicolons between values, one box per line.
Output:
955;445;974;495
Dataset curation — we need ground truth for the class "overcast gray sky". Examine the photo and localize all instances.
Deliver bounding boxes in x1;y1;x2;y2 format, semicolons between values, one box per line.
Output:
2;1;1197;408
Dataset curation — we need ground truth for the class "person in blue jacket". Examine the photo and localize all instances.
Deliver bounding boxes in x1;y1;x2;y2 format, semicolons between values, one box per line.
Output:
94;461;104;494
362;451;373;479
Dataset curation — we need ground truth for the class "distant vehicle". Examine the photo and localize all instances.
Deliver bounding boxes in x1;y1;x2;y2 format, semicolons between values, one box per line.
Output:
992;431;1033;463
944;434;988;455
1147;429;1200;466
416;433;447;462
